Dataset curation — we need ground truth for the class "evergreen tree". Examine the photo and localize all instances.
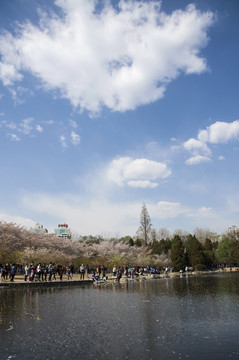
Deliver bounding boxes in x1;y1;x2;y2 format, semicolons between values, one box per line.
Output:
228;240;239;266
160;239;172;254
170;235;185;271
216;237;231;265
185;234;206;270
137;202;152;246
151;239;161;255
203;238;215;268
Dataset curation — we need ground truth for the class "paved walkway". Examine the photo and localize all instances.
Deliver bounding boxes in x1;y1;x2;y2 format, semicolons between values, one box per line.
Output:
1;268;238;288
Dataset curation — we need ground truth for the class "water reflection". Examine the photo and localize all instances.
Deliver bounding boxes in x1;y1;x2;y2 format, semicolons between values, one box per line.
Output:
1;273;239;360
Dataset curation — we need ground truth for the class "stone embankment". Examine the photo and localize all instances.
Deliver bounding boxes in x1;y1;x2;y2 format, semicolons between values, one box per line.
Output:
0;267;238;289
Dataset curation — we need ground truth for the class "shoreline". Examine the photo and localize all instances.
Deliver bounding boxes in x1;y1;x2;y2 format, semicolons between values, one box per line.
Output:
1;267;238;289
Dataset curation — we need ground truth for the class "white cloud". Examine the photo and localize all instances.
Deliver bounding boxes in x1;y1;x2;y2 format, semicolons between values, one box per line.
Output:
0;1;214;113
8;86;34;104
218;155;225;161
184;138;211;156
44;120;54;125
198;120;239;144
184;120;239;165
197;206;214;218
0;212;35;228
69;119;77;128
186;206;214;219
36;124;43;133
127;180;158;188
21;192;141;235
20;191;217;235
150;201;189;219
2;116;46;139
107;156;171;187
70;131;80;145
1;120;16;130
0;60;22;86
20;117;34;134
60;135;67;148
185;155;211;165
7;133;21;141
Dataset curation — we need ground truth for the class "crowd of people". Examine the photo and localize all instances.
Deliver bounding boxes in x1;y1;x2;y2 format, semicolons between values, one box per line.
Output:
0;263;89;282
0;263;17;282
0;263;163;283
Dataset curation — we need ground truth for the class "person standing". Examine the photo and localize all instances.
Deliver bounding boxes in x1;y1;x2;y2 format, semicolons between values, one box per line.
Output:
58;265;63;281
41;264;47;281
80;264;85;280
24;264;29;281
36;264;42;281
48;263;53;281
67;266;72;280
29;263;35;281
0;264;3;282
10;264;16;282
102;265;107;279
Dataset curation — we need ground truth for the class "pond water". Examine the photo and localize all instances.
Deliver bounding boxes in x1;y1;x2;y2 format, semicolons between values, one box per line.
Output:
1;272;239;360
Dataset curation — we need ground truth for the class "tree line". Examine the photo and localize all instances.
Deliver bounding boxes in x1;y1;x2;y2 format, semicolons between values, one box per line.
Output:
133;202;239;270
0;203;239;270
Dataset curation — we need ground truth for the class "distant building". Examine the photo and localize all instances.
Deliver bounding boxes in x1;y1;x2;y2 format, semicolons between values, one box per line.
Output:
228;225;239;233
54;223;72;239
30;223;48;234
227;225;239;239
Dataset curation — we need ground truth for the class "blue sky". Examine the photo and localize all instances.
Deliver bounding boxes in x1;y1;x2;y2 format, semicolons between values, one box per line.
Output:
0;0;239;237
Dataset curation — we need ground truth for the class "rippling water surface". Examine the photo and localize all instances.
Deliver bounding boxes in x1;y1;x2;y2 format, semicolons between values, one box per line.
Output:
1;272;239;360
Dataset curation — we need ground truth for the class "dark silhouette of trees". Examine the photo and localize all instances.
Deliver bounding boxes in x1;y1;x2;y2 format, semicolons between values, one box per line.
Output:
203;238;215;267
170;235;185;271
150;238;172;255
185;234;206;270
229;240;239;266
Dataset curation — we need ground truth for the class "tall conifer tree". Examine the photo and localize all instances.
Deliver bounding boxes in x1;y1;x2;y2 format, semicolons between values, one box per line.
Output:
137;202;152;246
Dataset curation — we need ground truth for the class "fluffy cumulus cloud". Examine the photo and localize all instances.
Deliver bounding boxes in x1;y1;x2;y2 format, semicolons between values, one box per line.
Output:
184;119;239;165
107;156;171;188
0;0;214;113
198;120;239;144
183;138;211;156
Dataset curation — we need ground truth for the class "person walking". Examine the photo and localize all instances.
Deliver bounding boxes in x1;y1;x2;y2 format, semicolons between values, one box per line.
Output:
41;264;47;281
80;264;85;280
